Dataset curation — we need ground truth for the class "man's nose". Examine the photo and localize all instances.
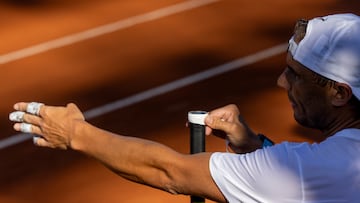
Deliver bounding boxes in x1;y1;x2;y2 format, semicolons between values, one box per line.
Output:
277;71;290;90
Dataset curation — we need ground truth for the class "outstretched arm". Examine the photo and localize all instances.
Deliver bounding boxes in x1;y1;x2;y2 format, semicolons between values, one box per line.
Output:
10;102;225;202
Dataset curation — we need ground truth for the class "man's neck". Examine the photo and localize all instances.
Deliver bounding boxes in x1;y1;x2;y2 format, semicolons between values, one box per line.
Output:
321;110;360;137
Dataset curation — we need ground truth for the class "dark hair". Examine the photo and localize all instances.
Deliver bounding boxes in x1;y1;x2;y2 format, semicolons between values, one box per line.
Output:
311;71;337;88
293;19;308;44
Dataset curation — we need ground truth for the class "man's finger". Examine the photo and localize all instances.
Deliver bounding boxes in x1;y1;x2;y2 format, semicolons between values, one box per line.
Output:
26;102;44;116
9;111;25;122
10;111;43;126
33;136;51;148
206;116;233;131
14;102;45;116
20;123;32;133
13;122;43;136
34;137;68;150
13;102;30;111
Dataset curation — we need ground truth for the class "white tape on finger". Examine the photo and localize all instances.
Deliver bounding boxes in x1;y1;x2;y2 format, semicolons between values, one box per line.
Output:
188;111;208;125
27;102;44;116
9;111;25;122
20;123;32;133
33;136;40;145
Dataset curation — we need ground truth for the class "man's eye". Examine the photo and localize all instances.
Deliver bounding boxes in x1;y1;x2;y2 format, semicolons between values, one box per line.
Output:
285;67;299;80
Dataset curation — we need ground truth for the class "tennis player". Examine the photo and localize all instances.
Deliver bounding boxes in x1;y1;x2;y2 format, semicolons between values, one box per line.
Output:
9;13;360;202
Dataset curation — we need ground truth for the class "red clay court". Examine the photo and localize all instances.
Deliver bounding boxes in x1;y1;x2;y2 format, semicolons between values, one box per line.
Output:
1;0;359;202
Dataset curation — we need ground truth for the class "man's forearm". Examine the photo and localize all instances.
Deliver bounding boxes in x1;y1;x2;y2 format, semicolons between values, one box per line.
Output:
70;121;180;189
68;121;225;202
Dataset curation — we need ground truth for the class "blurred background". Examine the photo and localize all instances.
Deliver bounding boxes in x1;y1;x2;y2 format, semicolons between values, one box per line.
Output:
1;0;360;202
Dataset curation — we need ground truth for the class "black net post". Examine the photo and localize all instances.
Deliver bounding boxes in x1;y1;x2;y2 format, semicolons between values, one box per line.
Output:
188;111;207;203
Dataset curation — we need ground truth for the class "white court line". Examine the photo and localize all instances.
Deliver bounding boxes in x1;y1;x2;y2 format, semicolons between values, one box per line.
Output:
0;43;288;150
0;0;219;64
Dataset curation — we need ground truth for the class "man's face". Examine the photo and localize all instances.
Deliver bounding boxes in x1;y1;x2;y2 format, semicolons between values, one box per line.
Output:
277;53;333;129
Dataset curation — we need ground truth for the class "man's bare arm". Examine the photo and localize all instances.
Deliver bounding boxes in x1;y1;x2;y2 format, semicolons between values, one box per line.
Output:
11;102;226;202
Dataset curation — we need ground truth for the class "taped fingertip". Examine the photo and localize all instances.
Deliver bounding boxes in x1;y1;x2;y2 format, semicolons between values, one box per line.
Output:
27;102;44;116
33;136;40;145
9;111;25;122
20;123;32;133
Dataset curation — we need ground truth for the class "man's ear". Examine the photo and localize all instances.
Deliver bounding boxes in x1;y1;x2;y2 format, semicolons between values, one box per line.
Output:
331;83;353;106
